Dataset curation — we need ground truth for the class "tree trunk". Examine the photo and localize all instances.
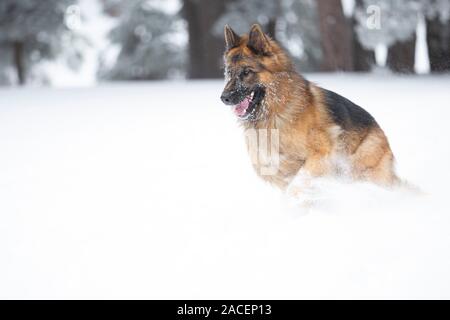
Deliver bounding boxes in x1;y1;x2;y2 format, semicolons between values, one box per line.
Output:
426;17;450;73
316;0;354;71
182;0;228;79
352;33;375;71
13;41;25;85
266;18;277;39
386;35;416;74
351;0;375;71
264;0;282;41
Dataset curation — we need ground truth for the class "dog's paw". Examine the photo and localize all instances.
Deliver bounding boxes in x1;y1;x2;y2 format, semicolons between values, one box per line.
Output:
285;174;330;211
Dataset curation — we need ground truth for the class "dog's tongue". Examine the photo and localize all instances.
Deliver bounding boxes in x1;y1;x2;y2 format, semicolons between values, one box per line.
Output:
234;97;250;116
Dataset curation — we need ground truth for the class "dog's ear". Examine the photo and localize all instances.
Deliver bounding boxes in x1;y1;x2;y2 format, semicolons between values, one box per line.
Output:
248;24;271;55
224;24;240;51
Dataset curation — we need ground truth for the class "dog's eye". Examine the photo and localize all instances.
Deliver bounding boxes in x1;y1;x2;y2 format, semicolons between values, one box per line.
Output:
242;69;253;77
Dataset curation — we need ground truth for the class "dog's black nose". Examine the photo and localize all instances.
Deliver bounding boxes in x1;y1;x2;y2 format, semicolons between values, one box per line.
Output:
221;92;234;105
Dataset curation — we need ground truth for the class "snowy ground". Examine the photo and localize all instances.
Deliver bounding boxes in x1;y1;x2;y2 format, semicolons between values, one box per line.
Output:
1;74;450;299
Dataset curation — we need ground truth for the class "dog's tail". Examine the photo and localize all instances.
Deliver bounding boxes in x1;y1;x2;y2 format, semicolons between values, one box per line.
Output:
394;176;426;196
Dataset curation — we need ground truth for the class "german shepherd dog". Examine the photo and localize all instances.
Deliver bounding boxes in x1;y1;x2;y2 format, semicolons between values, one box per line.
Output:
220;24;399;191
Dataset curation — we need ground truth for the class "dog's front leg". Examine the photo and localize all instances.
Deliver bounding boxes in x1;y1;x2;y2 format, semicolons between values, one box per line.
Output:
286;156;331;201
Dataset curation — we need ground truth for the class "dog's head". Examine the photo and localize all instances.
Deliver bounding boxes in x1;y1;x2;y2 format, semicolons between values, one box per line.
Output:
220;24;293;122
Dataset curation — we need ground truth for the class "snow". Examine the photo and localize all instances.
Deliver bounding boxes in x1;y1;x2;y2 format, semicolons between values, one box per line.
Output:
341;0;356;17
1;74;450;299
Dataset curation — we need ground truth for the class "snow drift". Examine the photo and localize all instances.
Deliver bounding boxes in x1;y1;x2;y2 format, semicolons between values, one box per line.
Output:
0;74;450;299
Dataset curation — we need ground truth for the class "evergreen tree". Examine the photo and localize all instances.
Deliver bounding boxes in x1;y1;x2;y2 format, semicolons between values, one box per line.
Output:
354;0;420;73
214;0;322;72
280;0;322;72
351;0;376;71
0;0;84;85
214;0;280;37
101;0;185;80
422;0;450;72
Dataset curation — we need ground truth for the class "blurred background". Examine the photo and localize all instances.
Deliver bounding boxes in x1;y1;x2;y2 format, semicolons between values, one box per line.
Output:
0;0;449;87
2;1;450;299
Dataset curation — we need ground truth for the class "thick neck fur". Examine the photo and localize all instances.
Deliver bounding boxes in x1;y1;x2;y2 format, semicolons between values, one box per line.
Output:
242;70;313;131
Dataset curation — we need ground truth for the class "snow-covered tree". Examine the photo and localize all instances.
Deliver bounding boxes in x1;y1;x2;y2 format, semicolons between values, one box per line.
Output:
355;0;421;50
422;0;450;72
355;0;450;73
279;0;322;72
0;0;85;85
100;0;186;80
214;0;280;37
354;0;422;73
101;0;125;17
214;0;322;72
421;0;450;22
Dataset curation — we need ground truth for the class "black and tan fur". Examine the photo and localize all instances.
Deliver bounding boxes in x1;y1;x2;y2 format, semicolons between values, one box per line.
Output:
220;24;399;191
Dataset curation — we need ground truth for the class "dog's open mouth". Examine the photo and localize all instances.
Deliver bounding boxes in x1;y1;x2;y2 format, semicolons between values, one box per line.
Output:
233;87;265;119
